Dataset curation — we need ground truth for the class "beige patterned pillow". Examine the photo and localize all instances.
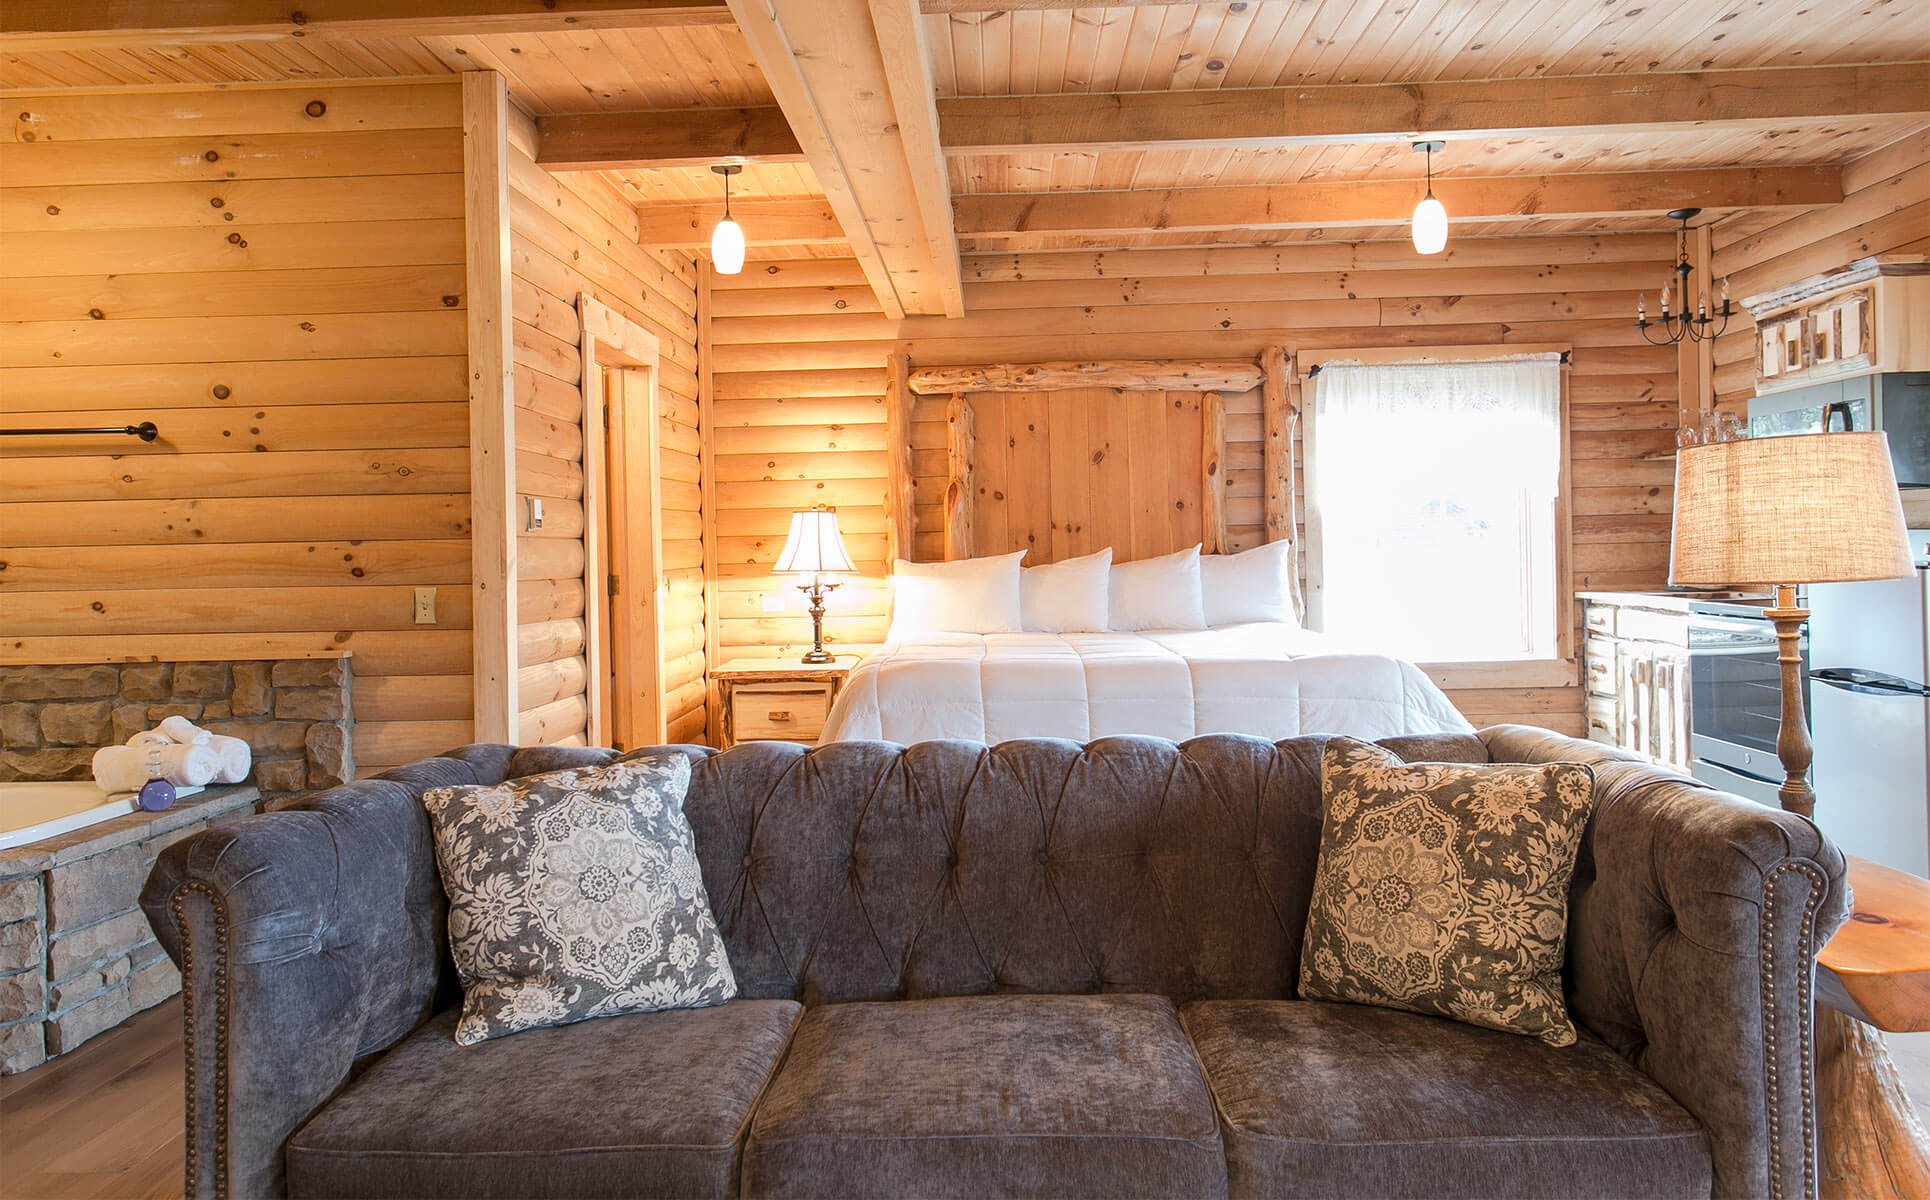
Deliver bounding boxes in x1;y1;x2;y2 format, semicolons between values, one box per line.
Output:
1299;737;1594;1046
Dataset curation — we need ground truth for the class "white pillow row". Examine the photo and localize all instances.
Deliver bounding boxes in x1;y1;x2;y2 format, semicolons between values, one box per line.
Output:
887;541;1298;639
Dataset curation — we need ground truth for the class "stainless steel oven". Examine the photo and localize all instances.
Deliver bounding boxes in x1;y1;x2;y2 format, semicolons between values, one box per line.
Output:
1687;599;1807;807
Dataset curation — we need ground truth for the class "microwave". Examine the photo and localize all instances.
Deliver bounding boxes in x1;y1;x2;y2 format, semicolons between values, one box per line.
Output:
1748;372;1930;487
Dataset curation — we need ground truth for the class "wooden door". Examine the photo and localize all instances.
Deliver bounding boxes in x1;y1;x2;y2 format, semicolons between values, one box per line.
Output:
598;365;665;750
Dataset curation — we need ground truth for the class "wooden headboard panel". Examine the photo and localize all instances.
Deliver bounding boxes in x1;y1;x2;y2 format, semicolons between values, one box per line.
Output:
887;358;1296;566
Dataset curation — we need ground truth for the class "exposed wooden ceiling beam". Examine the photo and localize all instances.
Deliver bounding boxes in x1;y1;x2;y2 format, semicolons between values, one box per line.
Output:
0;0;733;50
866;0;965;318
636;198;846;246
939;63;1930;155
953;167;1843;245
920;0;1188;10
726;0;963;318
535;107;803;171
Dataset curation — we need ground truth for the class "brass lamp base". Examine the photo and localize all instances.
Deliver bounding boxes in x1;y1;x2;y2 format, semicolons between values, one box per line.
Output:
1766;582;1816;818
797;578;840;665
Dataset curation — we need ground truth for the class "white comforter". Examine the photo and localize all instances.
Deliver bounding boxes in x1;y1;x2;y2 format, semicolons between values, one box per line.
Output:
821;623;1472;744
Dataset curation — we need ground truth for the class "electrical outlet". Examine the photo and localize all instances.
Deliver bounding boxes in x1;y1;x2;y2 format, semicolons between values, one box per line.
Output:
761;592;786;614
414;587;437;625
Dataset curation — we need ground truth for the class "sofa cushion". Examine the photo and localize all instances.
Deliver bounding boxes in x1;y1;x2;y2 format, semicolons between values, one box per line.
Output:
1181;1000;1710;1199
744;993;1227;1199
285;999;801;1199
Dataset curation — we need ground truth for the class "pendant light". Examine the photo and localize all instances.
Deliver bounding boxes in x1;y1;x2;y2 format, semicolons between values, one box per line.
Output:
1410;140;1448;255
709;163;746;276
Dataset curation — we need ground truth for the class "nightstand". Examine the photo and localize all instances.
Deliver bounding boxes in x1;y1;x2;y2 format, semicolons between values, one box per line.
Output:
713;656;858;748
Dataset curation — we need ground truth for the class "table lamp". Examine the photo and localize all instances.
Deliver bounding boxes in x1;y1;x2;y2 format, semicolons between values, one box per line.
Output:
773;505;856;664
1670;431;1914;817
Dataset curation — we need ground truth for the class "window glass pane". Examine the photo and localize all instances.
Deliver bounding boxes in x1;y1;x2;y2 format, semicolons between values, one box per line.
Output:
1308;359;1562;662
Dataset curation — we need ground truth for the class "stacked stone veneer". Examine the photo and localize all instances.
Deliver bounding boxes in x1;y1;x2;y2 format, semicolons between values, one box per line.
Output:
0;657;353;1073
0;786;260;1073
0;658;353;803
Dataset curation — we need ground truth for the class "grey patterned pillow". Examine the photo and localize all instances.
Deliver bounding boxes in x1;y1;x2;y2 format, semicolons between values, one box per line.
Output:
423;754;736;1045
1299;737;1594;1046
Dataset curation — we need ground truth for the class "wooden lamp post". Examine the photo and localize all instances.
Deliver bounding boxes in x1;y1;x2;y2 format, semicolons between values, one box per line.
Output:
1671;430;1923;1199
1668;430;1914;817
773;505;856;664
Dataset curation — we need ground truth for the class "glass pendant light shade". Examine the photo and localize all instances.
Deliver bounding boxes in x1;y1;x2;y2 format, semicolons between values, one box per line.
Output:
1409;140;1448;255
711;216;746;275
709;163;746;275
1411;195;1448;255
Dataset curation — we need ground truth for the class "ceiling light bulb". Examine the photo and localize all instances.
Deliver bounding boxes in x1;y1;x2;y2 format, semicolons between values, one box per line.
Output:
711;216;746;275
1411;194;1448;255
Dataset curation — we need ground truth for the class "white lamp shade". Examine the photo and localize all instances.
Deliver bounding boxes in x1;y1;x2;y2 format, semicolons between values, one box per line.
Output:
1411;195;1448;255
773;508;856;575
1670;431;1913;587
710;216;746;275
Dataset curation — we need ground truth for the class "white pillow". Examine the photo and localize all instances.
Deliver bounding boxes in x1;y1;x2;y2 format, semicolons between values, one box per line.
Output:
1108;545;1206;631
1200;540;1300;627
1021;548;1112;633
888;552;1025;638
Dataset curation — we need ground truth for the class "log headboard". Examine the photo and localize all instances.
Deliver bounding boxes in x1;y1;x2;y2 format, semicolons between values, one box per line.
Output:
885;356;1298;567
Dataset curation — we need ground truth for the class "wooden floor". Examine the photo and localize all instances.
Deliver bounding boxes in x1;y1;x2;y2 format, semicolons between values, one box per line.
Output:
0;1000;185;1200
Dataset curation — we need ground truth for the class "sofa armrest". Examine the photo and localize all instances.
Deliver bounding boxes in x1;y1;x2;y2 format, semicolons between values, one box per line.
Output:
1481;725;1849;1200
140;746;514;1199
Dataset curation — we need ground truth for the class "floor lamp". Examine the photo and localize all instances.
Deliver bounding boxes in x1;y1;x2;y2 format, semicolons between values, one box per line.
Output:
1669;430;1913;817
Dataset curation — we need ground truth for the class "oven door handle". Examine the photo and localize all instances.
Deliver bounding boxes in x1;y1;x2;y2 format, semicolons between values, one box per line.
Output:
1811;666;1930;698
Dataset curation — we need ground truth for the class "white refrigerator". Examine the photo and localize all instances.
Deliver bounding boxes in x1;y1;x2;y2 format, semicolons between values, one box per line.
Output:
1808;527;1930;877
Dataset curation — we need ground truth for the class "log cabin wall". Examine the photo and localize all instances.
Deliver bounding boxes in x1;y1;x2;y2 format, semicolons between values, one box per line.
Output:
0;78;473;775
503;112;708;747
708;234;1684;735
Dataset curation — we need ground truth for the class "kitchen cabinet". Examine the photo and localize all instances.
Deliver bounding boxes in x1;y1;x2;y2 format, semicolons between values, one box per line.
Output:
1746;257;1929;394
1580;592;1694;772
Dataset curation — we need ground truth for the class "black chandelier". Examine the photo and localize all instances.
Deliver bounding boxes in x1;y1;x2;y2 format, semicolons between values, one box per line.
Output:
1634;208;1734;346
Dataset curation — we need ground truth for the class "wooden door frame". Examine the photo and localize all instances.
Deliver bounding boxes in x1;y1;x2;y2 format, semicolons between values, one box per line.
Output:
578;294;664;749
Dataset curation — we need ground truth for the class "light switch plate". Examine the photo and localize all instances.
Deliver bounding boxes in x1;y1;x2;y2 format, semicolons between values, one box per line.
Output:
414;587;437;625
525;496;543;531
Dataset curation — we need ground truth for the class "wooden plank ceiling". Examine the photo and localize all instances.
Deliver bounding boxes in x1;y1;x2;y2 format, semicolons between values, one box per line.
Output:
4;1;1928;311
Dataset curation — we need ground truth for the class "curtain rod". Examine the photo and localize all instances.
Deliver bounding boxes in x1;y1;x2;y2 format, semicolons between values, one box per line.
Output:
1305;350;1570;377
0;422;159;441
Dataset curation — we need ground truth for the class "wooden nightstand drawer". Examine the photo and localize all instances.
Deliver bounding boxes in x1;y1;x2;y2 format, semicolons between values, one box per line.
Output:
729;682;834;743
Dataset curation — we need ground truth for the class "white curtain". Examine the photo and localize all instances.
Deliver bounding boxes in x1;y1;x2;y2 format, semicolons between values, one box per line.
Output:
1309;357;1562;661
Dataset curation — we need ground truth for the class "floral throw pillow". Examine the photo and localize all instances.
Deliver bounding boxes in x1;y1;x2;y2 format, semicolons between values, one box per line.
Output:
423;755;736;1045
1299;737;1594;1046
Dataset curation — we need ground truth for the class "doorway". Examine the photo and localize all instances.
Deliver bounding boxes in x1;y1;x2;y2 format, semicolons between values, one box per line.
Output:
580;296;665;751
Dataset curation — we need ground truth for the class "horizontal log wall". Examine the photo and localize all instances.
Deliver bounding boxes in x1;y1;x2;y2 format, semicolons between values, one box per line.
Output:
505;112;707;748
708;234;1686;735
0;78;472;774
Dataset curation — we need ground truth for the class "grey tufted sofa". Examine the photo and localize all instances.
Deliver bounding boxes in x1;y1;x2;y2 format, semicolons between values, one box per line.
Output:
142;726;1847;1200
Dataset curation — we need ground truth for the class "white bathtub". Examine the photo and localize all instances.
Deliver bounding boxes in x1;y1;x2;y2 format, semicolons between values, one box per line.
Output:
0;782;136;851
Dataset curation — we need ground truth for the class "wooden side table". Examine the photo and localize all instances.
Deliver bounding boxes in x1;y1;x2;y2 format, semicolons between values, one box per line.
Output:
712;657;857;749
1816;855;1930;1199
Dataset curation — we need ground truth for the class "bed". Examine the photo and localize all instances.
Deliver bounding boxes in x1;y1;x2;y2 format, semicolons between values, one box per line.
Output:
820;623;1471;745
830;357;1474;747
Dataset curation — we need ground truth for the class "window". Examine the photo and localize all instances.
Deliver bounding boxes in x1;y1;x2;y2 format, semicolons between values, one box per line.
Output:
1305;357;1563;662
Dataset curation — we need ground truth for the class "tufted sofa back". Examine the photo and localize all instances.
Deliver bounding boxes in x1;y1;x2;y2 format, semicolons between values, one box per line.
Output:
514;732;1488;1006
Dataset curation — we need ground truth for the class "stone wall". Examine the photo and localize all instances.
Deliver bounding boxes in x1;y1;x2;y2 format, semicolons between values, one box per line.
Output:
0;658;353;803
0;786;260;1073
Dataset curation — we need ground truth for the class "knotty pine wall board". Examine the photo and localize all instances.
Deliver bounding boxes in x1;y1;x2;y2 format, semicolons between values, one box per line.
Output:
0;78;473;772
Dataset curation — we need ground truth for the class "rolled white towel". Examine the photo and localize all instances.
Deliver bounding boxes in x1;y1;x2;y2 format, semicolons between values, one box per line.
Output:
157;715;214;745
126;730;173;749
207;733;251;785
92;743;221;794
